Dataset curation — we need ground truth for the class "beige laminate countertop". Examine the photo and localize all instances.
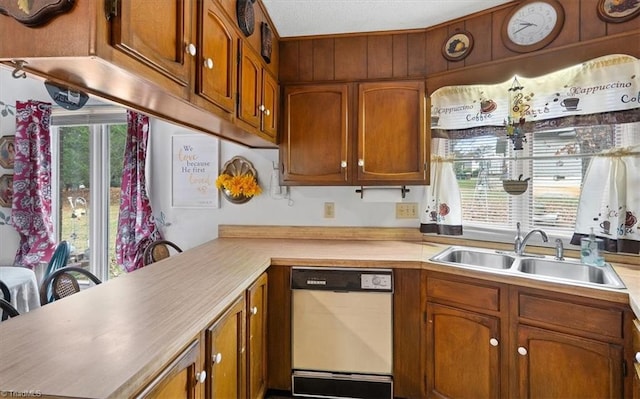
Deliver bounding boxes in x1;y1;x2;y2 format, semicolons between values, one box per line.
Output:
0;233;638;398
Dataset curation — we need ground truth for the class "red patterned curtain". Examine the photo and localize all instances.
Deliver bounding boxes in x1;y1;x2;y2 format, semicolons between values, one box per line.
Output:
11;100;56;268
115;111;161;272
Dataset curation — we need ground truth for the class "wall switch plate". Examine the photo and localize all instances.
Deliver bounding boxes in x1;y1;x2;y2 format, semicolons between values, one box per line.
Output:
396;202;418;219
324;202;335;218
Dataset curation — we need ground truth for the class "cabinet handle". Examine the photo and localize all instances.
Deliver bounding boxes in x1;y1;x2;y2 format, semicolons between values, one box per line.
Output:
213;352;222;364
517;347;528;356
264;108;270;116
196;370;207;384
635;352;640;363
489;338;499;347
340;161;347;168
186;43;197;57
259;104;266;112
204;58;214;69
358;159;364;167
251;306;258;315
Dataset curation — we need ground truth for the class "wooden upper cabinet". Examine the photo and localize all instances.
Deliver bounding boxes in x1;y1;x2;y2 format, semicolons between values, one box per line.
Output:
110;0;192;87
357;80;428;184
135;340;203;399
238;41;278;142
239;41;263;129
194;0;237;113
261;70;279;140
281;84;350;185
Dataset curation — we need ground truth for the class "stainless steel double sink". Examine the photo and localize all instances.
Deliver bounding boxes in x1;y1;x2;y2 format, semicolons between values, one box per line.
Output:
429;246;626;290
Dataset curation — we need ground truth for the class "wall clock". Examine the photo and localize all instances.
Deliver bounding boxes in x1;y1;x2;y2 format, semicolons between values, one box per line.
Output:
501;0;565;53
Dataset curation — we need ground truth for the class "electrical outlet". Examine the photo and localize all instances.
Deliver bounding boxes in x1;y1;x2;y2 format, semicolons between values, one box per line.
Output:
396;202;418;219
324;202;335;218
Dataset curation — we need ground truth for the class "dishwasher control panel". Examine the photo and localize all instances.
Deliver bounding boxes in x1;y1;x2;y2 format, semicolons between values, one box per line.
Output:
291;267;393;292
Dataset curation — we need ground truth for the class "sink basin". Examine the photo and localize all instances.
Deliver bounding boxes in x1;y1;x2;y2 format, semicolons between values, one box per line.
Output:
516;258;626;289
430;247;516;270
430;246;626;290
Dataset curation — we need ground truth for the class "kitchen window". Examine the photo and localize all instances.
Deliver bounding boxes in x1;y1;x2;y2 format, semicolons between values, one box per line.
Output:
442;121;639;243
50;106;127;280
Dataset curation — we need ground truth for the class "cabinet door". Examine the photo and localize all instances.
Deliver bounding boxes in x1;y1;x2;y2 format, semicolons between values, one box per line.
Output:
238;42;262;129
426;303;501;399
195;0;236;113
110;0;192;86
135;340;203;399
281;84;350;185
357;81;428;184
516;325;624;399
206;297;246;399
261;70;279;140
247;273;268;399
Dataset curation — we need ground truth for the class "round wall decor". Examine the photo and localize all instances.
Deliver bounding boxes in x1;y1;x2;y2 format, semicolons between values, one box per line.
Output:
237;0;256;37
501;0;565;53
442;30;474;61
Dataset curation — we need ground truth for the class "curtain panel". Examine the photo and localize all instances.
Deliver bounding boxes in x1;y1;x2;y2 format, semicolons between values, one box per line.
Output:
115;111;161;272
11;100;56;268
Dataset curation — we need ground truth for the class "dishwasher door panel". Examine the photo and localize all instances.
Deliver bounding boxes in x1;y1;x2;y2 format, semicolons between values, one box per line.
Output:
292;289;393;375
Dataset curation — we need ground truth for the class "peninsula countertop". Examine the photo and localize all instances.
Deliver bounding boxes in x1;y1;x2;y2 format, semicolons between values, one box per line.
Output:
0;229;638;399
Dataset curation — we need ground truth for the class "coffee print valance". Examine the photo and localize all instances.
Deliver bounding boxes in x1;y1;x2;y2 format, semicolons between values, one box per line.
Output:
430;54;640;131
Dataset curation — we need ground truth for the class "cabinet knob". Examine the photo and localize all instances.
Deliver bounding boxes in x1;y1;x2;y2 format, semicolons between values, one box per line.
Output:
635;352;640;363
186;43;197;57
489;338;499;347
517;346;528;356
264;108;271;116
259;104;266;112
204;58;214;69
358;159;364;167
196;370;207;384
251;306;258;315
340;161;347;168
213;352;222;364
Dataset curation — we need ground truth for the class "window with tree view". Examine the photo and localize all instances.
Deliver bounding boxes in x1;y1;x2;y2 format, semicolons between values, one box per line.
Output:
443;121;639;238
51;109;127;280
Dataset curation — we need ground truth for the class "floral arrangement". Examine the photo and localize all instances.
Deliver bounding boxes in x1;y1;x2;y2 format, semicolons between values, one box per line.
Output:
215;173;262;198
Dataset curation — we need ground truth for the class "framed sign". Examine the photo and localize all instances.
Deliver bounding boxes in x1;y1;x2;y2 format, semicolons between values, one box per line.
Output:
597;0;640;23
442;30;474;61
0;174;13;208
171;135;219;208
0;136;15;169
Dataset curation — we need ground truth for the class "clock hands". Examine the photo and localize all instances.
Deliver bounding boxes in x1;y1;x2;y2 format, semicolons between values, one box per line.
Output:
513;21;538;34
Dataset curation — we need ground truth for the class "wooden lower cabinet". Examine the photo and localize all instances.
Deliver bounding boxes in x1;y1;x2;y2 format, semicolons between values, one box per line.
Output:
135;339;204;399
515;325;623;399
632;319;640;398
423;271;631;399
247;272;268;399
206;296;246;399
426;303;501;398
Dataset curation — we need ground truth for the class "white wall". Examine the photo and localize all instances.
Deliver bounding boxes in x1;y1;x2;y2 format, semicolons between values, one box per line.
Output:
0;66;425;262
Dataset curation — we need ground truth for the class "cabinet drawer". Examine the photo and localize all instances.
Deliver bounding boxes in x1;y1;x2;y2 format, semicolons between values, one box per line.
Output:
426;276;500;312
519;294;623;339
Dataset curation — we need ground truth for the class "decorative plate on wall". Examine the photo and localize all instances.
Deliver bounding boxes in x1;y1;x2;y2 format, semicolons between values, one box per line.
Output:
442;30;474;61
597;0;640;23
0;136;15;169
0;174;13;208
237;0;256;37
261;22;273;64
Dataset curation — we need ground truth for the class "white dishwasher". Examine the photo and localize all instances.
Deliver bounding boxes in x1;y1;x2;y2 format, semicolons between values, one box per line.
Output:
291;267;393;399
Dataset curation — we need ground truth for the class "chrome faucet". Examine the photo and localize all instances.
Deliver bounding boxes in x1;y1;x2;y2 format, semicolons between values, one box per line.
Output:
514;222;549;255
554;238;564;260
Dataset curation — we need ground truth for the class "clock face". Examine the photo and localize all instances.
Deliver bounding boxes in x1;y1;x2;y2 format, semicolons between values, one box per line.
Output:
507;2;558;46
502;0;565;53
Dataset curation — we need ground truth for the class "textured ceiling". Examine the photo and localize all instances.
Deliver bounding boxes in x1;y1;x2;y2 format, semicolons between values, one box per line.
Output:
262;0;514;38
